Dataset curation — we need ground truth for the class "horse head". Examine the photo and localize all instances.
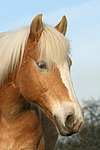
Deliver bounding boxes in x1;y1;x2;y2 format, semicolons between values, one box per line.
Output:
17;14;84;136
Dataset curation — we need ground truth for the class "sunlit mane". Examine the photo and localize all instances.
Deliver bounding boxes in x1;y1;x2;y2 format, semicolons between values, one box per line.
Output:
0;24;70;84
0;27;30;84
39;24;70;67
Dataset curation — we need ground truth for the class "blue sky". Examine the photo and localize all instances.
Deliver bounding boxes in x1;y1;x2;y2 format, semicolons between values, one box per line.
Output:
0;0;100;104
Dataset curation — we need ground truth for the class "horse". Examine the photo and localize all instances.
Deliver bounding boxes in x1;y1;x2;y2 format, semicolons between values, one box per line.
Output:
0;14;84;150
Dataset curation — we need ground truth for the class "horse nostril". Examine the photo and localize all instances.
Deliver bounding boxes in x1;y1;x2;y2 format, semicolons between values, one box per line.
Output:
65;115;75;129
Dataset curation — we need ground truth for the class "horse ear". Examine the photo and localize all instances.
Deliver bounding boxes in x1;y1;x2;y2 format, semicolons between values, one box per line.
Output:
30;14;43;42
55;16;67;35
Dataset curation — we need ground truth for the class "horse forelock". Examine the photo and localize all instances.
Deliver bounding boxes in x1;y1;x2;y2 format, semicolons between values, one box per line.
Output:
38;24;70;67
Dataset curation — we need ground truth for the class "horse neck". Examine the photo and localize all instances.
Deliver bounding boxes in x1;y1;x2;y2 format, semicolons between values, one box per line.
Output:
0;82;29;123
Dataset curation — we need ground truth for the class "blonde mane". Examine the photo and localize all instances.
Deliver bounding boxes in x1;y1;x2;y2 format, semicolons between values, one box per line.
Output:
0;24;70;84
39;24;70;66
0;27;30;84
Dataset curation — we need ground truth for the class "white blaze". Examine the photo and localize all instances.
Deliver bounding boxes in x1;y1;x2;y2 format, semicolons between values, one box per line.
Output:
58;62;83;121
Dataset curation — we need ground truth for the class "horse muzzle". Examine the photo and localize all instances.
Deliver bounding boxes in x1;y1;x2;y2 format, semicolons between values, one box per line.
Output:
54;114;83;136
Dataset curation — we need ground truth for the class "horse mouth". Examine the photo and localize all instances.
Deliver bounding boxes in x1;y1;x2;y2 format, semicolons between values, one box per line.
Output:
54;116;76;136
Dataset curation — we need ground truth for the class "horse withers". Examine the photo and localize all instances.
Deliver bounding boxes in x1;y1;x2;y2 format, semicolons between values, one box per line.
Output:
0;14;84;149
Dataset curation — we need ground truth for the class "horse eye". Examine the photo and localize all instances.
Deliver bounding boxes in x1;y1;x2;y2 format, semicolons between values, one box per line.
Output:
37;61;48;70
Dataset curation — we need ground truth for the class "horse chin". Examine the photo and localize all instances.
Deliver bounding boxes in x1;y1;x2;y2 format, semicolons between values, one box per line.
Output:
54;116;68;136
54;116;76;136
56;126;69;136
